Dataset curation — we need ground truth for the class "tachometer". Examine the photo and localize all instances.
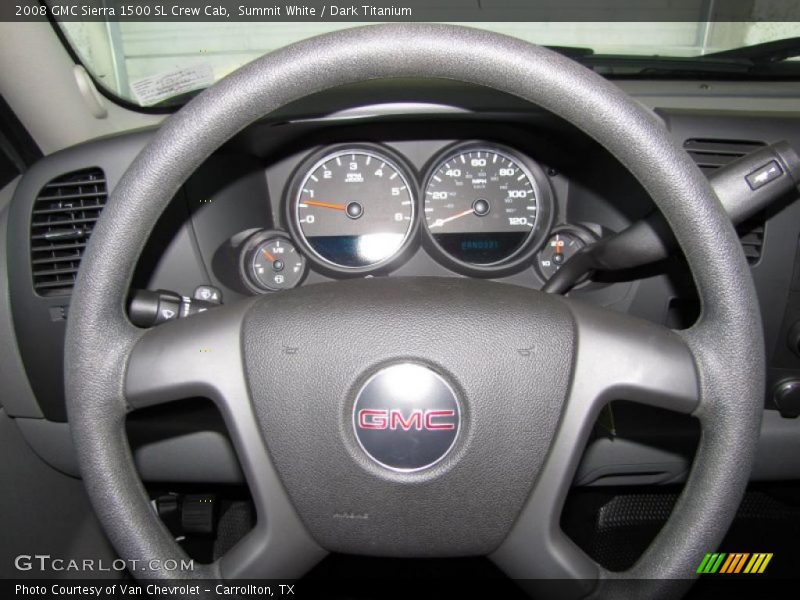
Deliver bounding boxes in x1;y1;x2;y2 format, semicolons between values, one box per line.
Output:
423;143;552;275
288;146;417;273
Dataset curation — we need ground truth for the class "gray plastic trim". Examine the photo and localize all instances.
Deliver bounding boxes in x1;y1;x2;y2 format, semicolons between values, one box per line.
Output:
575;409;800;488
15;415;245;483
0;409;119;580
14;416;78;477
575;439;690;487
131;431;244;485
0;175;42;418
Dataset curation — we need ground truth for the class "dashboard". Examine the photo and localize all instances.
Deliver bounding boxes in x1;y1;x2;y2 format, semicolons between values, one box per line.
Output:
178;112;650;313
5;79;800;486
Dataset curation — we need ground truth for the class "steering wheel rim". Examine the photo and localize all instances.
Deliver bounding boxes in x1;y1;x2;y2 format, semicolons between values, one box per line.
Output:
65;23;763;598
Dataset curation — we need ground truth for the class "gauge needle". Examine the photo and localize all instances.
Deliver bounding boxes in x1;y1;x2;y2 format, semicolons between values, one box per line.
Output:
262;249;276;262
303;200;346;211
429;208;475;229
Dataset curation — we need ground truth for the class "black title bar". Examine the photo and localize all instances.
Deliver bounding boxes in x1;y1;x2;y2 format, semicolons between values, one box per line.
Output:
4;0;800;23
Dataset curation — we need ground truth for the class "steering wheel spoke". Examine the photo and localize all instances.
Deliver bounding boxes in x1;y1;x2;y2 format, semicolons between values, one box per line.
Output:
125;301;326;578
491;300;699;589
567;300;700;415
125;301;253;411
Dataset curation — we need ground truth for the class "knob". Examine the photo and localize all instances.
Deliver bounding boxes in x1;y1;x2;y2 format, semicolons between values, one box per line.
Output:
773;379;800;418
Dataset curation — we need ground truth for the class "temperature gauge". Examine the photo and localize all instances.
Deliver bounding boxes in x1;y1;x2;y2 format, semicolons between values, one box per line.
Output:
242;231;306;292
536;225;598;283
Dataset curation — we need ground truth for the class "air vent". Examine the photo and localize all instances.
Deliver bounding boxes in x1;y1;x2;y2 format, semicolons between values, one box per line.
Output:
684;139;767;265
30;168;107;296
736;217;765;265
683;138;766;177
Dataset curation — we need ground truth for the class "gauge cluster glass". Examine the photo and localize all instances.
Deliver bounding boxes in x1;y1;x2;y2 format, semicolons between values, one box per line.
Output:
272;142;557;287
424;147;537;263
288;147;417;273
421;143;553;276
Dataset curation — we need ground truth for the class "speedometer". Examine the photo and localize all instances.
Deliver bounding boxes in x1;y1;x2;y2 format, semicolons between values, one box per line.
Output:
423;143;552;275
288;146;417;273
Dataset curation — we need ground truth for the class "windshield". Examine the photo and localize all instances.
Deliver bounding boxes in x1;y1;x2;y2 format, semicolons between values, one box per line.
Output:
58;21;800;108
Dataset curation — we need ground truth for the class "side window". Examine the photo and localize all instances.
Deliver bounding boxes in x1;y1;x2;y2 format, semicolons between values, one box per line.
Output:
0;95;41;188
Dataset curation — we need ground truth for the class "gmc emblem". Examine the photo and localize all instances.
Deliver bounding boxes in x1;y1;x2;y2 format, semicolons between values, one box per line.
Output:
352;363;462;471
357;409;456;431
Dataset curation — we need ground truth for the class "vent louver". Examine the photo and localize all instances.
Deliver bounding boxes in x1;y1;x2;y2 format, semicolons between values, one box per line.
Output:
683;138;767;176
684;139;766;265
736;217;766;265
30;168;107;296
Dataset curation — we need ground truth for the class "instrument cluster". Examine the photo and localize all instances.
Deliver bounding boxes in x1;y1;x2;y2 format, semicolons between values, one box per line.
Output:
240;141;593;293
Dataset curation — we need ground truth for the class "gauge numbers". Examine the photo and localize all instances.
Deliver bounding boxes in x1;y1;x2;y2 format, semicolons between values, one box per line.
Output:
292;148;416;271
424;146;539;266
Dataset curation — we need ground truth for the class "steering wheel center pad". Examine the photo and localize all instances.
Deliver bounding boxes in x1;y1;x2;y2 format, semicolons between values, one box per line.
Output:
244;277;573;555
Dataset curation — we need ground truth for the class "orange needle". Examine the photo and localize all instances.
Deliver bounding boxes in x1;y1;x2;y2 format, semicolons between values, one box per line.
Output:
428;208;475;229
262;248;276;262
554;235;561;255
304;200;346;211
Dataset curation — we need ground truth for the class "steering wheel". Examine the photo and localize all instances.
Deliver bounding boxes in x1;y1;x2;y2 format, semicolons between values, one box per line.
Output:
65;24;764;599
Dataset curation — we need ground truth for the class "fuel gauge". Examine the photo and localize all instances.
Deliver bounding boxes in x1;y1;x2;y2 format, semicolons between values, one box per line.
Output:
241;231;306;293
536;225;598;283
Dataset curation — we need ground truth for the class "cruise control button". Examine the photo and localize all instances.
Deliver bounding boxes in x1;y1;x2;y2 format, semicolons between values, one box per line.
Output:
746;160;783;190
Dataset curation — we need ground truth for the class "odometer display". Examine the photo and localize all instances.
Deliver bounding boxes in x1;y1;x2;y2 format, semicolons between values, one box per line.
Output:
424;146;542;267
291;148;416;271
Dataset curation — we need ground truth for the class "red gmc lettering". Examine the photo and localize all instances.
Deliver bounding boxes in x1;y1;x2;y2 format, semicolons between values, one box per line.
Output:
390;410;423;431
357;409;456;431
358;409;387;430
425;410;457;430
